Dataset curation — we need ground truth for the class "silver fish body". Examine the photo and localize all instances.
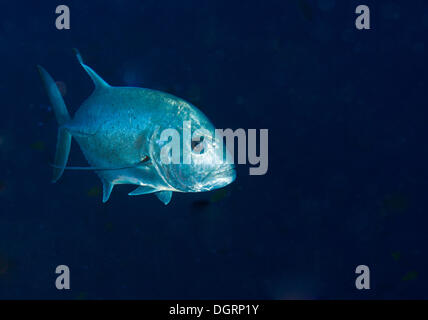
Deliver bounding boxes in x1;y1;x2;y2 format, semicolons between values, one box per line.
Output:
38;50;236;204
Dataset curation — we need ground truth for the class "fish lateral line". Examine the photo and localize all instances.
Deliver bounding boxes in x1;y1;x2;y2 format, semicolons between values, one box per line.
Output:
49;155;151;171
49;163;143;171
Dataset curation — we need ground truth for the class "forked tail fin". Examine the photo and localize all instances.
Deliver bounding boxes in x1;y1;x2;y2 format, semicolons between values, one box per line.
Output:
37;65;72;183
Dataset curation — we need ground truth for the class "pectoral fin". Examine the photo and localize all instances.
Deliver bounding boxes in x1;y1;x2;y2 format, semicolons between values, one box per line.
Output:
128;185;158;196
156;191;172;205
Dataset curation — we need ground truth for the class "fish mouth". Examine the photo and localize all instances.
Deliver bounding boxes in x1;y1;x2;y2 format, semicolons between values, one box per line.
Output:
188;164;236;192
212;163;236;177
215;165;236;176
211;165;236;186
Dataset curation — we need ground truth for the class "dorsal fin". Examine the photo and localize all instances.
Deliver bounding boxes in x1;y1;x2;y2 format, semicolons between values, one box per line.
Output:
73;48;110;90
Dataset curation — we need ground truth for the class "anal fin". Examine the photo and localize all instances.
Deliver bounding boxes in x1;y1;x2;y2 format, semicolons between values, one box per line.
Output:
102;180;114;203
156;191;172;205
128;187;173;205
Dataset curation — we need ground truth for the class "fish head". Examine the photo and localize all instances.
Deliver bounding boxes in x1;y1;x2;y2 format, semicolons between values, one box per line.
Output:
154;118;236;193
184;129;237;192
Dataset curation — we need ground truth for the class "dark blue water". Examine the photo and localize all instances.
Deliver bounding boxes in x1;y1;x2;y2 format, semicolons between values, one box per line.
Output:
0;0;427;299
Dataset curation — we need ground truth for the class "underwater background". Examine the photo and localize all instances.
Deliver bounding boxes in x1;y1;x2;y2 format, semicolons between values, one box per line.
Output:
0;0;427;299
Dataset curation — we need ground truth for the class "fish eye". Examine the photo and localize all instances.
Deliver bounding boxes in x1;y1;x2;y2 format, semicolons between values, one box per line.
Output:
191;136;205;153
139;155;151;164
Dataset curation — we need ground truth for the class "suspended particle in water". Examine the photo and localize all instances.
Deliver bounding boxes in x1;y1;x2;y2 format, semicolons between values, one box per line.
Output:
87;186;102;197
0;255;9;275
297;0;314;21
31;140;45;151
402;271;418;281
317;0;336;12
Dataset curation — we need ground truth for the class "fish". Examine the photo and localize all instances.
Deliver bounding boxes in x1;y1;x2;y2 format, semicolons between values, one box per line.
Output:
38;49;236;205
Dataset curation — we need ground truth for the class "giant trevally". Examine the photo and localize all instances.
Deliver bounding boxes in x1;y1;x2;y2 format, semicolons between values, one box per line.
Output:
38;50;236;205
